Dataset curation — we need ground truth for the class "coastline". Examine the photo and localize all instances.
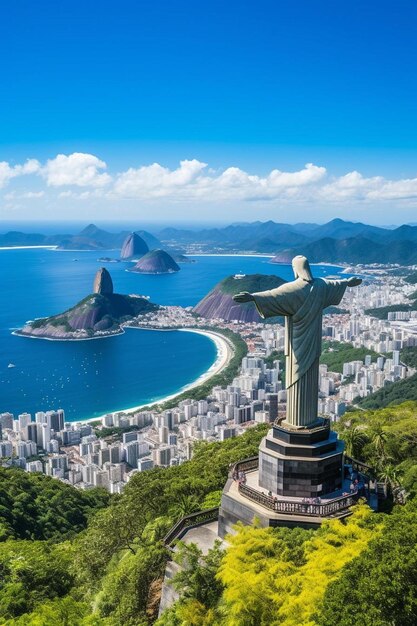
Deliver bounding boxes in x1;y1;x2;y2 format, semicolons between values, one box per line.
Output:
76;328;234;424
0;245;58;251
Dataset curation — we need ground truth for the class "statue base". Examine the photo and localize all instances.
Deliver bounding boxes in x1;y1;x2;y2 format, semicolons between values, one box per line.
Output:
258;419;344;498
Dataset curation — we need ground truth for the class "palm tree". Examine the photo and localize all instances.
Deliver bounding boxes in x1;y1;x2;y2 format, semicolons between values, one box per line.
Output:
343;425;366;459
169;494;201;521
378;463;404;502
371;425;388;460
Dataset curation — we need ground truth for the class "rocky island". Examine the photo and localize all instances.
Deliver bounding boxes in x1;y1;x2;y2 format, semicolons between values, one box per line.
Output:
193;273;286;323
15;268;159;340
120;232;149;259
129;249;180;274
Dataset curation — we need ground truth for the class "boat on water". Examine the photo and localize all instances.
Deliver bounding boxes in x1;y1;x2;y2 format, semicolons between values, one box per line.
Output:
7;363;15;368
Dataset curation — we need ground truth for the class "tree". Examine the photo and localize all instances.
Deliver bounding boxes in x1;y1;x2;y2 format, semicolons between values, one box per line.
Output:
318;501;417;626
0;540;75;620
214;504;379;626
171;541;224;608
169;494;201;521
342;425;367;458
371;425;388;460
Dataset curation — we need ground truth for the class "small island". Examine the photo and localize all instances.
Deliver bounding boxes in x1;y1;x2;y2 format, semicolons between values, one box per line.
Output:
129;249;180;274
15;268;159;340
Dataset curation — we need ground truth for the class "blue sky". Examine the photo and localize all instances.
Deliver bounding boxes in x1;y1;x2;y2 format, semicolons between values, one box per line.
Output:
1;0;417;224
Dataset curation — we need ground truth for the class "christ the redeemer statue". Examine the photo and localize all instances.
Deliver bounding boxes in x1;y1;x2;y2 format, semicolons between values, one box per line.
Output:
233;256;362;428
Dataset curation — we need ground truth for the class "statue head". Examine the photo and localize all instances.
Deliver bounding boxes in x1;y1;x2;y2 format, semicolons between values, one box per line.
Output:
292;255;314;283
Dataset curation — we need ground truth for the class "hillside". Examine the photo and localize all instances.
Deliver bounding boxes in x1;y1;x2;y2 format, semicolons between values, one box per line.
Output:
16;268;158;340
17;293;158;339
0;467;109;541
271;236;417;265
320;341;381;373
0;426;268;624
120;232;149;259
193;274;286;323
129;249;180;274
2;403;417;624
357;372;417;409
365;302;417;319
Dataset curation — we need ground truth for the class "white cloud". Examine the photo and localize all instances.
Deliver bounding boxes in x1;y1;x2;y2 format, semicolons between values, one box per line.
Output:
113;159;207;197
367;177;417;200
4;190;44;200
41;153;111;187
113;160;326;201
0;159;40;188
319;171;417;203
2;153;417;210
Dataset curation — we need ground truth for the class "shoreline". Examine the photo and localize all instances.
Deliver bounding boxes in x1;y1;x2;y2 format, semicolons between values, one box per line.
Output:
74;328;234;424
0;245;58;251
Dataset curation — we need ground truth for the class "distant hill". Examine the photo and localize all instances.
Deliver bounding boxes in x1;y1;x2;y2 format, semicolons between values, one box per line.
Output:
0;224;184;255
193;274;286;323
120;233;149;259
158;218;417;262
129;249;180;274
271;236;417;265
2;219;417;263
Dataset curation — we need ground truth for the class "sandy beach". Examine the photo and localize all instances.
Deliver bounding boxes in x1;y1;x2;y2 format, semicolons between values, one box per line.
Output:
78;328;234;424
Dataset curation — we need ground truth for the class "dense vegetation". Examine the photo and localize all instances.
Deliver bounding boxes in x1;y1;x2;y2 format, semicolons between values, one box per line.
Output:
355;347;417;409
335;401;417;498
0;425;267;624
405;271;417;284
319;501;417;626
0;468;109;541
357;372;417;409
265;341;381;378
217;273;285;295
158;402;417;625
159;505;381;626
3;400;417;624
401;346;417;369
365;302;417;319
320;340;380;373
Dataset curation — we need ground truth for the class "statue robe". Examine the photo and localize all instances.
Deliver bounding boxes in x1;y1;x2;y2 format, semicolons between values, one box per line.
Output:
252;277;348;427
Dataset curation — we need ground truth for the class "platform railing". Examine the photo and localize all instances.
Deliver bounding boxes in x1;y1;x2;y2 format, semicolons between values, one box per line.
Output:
344;454;375;478
230;455;259;476
163;507;219;548
238;482;360;517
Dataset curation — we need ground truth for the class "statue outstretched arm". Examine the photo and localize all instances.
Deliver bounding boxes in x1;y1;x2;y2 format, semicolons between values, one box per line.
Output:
346;277;362;287
233;292;254;303
233;284;296;318
324;276;361;308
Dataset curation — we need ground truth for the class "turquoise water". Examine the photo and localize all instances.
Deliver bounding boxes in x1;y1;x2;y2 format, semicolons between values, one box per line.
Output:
0;249;342;420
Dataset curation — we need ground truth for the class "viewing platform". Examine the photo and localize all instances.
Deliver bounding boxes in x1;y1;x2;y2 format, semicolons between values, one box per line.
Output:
218;454;378;536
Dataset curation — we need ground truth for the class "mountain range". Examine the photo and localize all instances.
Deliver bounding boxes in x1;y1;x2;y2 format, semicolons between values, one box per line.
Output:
158;218;417;264
2;218;417;264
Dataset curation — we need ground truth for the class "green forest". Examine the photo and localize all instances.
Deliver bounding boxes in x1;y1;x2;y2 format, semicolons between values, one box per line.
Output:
357;346;417;409
2;402;417;624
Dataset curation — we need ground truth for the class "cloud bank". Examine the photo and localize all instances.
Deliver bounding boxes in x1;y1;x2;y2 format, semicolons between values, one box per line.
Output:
2;153;417;208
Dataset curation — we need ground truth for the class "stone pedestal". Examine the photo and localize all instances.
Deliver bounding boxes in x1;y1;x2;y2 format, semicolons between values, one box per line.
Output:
259;420;344;498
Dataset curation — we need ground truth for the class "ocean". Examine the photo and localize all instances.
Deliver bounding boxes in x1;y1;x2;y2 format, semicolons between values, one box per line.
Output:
0;248;342;420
